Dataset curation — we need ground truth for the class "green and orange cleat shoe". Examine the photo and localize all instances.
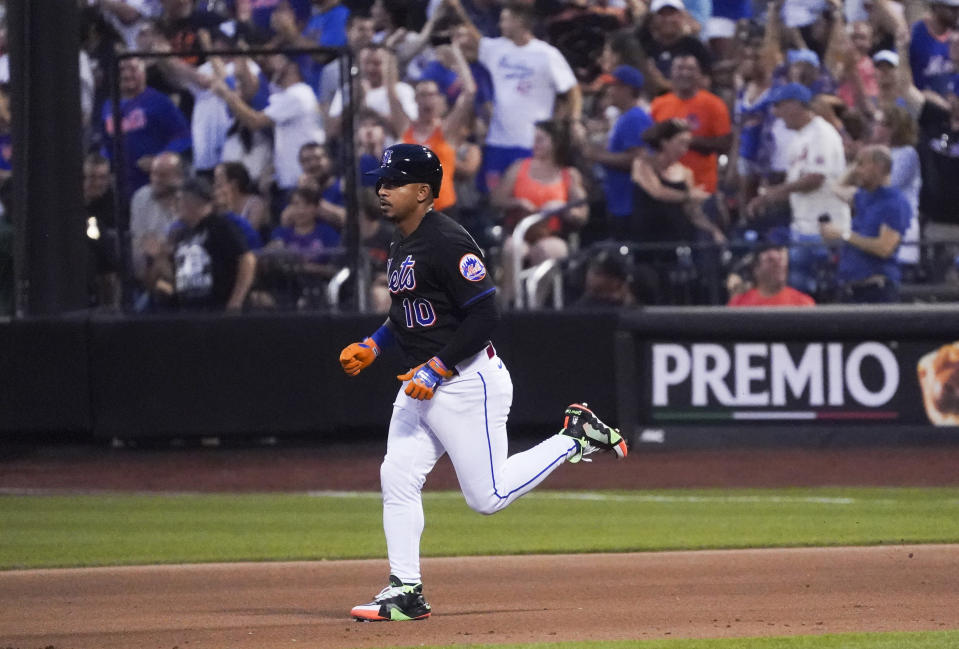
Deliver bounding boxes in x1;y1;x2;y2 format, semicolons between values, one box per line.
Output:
561;402;628;463
351;575;432;622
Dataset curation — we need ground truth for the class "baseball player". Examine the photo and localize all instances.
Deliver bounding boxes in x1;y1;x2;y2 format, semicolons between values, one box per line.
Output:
339;143;627;622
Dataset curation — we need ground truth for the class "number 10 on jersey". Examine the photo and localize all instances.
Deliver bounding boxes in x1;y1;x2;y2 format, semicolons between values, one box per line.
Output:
402;297;436;327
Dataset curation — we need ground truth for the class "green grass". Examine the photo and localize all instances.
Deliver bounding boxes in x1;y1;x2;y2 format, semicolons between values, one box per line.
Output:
383;631;959;649
2;487;959;569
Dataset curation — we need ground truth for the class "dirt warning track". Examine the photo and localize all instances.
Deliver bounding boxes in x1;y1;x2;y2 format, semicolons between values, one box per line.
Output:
3;544;957;649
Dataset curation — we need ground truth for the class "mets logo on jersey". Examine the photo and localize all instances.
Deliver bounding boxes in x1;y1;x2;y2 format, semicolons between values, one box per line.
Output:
459;253;486;282
387;254;416;293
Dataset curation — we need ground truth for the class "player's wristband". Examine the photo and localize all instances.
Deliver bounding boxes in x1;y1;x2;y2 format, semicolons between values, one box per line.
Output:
369;325;395;351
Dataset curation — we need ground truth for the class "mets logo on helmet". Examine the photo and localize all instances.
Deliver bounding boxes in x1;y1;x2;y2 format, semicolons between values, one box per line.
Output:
459;253;486;281
381;148;393;166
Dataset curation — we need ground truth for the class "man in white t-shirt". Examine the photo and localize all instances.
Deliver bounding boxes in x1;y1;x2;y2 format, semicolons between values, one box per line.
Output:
97;0;161;50
450;0;582;191
151;28;266;175
327;44;418;141
746;83;849;295
214;54;324;191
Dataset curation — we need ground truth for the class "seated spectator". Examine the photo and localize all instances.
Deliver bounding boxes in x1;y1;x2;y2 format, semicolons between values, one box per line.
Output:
572;247;637;309
651;53;733;195
821;144;910;303
260;187;342;310
492;119;588;305
100;57;191;198
391;40;477;214
727;240;816;306
129;151;184;288
635;0;713;96
452;118;488;245
871;105;921;268
83;152;121;308
145;178;256;312
212;161;270;236
357;187;395;313
269;187;341;266
213;53;324;196
296;142;345;230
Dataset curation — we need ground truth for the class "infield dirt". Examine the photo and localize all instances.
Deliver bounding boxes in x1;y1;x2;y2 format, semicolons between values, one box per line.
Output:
2;442;958;648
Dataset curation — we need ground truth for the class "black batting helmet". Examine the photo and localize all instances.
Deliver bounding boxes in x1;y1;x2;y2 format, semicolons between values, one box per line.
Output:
365;143;443;198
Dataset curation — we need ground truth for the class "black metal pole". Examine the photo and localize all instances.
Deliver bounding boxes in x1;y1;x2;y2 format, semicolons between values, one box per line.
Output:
109;49;133;311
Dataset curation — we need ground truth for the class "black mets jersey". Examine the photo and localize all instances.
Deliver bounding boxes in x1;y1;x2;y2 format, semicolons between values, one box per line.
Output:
386;210;496;367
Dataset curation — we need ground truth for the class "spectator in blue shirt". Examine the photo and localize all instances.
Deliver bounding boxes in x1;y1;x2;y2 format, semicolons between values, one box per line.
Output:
909;0;958;96
575;65;653;239
101;57;191;198
820;144;910;303
271;0;350;89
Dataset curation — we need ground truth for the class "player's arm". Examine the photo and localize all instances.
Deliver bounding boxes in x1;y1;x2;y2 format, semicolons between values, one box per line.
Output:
397;290;499;400
339;319;395;376
435;290;499;371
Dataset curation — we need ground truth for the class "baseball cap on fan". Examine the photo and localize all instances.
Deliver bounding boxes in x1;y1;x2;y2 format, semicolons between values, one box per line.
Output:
770;82;813;106
787;49;821;68
651;0;684;12
608;65;645;90
872;50;900;67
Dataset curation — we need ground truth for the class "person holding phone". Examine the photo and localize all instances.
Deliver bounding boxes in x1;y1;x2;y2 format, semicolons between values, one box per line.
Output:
821;144;910;303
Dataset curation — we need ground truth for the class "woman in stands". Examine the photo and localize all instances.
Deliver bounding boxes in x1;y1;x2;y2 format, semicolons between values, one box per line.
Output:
212;161;269;238
629;118;726;248
492;119;588;305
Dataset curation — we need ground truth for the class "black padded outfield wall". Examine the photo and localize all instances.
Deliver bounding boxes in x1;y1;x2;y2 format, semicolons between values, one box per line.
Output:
2;308;959;443
621;306;959;448
86;311;618;439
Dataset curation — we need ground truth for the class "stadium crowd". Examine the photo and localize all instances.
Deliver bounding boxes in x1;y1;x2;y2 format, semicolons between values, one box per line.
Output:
2;0;959;312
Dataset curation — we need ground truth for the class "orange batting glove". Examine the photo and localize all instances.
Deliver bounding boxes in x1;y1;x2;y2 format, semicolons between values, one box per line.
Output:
397;357;454;400
339;337;380;376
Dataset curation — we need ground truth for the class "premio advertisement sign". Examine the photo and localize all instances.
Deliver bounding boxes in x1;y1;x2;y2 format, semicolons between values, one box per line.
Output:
646;340;959;427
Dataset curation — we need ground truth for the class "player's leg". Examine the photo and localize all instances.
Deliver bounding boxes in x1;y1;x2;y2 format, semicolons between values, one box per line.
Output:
380;399;445;583
425;357;579;515
352;397;442;621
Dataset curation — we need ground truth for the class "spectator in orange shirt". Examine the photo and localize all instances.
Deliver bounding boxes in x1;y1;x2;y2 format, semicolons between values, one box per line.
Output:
650;53;732;194
727;241;816;307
